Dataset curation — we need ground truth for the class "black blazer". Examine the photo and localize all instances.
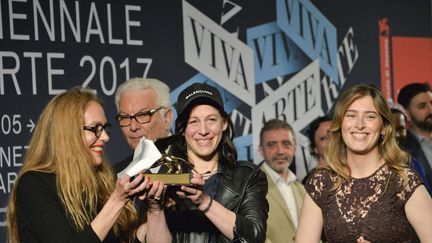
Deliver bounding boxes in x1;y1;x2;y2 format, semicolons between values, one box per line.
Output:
113;154;133;174
402;130;432;191
15;171;125;243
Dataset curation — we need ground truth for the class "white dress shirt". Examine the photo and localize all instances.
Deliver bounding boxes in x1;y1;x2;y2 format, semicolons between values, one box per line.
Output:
262;162;299;227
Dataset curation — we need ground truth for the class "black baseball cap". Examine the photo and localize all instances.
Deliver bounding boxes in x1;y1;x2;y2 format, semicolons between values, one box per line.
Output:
177;83;224;117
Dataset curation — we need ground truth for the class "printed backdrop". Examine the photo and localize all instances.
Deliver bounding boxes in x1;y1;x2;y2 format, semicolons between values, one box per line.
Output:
0;0;430;240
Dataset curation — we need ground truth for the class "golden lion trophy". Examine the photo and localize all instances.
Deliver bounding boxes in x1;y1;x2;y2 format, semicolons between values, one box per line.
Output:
117;134;194;186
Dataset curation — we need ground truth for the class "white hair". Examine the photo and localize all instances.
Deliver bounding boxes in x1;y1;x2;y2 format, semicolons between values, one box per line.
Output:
114;77;171;111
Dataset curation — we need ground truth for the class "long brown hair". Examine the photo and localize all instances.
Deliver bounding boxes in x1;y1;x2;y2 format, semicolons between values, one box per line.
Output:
7;87;138;243
325;84;409;187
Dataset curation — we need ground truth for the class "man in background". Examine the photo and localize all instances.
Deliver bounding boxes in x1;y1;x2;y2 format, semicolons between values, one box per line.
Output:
397;82;432;194
259;119;305;243
113;77;172;172
389;99;432;194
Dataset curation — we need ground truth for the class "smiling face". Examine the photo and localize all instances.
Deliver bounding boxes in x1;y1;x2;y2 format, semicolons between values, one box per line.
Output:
341;95;383;156
184;104;227;162
118;88;172;149
84;101;109;166
259;128;296;177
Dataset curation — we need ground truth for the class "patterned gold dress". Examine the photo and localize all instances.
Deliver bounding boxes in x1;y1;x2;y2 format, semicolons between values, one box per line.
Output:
305;165;422;243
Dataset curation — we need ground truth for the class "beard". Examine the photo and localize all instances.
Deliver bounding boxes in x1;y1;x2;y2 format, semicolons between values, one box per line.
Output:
271;155;291;163
412;114;432;132
270;156;293;172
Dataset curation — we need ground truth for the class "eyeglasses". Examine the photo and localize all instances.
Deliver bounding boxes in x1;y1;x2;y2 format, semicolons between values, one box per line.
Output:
116;107;165;127
83;123;112;138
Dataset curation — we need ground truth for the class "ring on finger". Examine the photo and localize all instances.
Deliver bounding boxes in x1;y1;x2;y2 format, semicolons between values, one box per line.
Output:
154;196;161;200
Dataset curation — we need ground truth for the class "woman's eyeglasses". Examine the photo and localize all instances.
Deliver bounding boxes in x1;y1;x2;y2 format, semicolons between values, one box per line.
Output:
83;123;112;138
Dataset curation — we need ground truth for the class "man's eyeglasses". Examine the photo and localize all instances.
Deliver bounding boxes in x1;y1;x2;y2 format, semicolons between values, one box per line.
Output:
83;123;112;138
116;107;165;127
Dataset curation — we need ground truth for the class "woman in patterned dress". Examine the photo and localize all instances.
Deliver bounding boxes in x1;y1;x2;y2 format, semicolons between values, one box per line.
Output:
295;84;432;243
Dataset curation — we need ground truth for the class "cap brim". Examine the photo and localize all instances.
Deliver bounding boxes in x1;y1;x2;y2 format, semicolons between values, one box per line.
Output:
179;96;223;117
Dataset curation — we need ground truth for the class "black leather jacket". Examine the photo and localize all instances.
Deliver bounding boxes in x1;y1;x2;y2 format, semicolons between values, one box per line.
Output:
167;161;269;243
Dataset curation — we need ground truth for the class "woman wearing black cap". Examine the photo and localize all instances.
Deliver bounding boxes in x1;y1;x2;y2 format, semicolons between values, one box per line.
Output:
143;83;268;243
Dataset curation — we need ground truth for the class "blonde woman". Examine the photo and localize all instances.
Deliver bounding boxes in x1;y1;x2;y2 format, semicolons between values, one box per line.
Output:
295;84;432;242
7;87;151;243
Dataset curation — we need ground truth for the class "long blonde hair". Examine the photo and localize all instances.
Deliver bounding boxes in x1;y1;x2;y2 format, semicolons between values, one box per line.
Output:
7;87;138;243
325;84;409;187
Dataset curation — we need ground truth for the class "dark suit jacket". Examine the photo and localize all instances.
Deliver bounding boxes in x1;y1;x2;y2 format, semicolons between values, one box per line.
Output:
402;130;432;192
113;154;133;174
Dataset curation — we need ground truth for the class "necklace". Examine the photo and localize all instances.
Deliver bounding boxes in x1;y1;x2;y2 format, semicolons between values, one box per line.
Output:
200;169;218;180
193;163;218;180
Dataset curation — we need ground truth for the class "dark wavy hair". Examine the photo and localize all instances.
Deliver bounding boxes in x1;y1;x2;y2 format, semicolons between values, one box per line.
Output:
307;116;332;158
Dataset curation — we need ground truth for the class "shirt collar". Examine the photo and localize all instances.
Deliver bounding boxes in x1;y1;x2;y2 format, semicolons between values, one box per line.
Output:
262;162;297;184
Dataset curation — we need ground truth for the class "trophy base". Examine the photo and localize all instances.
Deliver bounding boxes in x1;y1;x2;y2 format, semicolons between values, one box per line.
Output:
145;173;192;185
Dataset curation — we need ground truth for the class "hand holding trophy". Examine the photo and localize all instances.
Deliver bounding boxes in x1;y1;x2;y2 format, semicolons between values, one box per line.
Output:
117;133;195;187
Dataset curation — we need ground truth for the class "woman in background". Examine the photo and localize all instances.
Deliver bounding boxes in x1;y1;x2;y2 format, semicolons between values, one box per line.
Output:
302;116;332;185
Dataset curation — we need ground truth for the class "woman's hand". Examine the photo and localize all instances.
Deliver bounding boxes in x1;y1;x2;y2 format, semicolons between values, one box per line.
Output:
114;173;150;203
146;180;172;212
177;173;210;209
90;173;150;241
137;181;172;243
